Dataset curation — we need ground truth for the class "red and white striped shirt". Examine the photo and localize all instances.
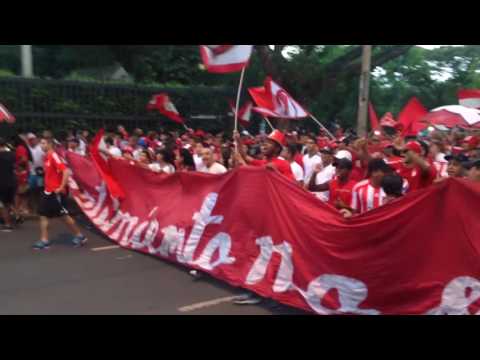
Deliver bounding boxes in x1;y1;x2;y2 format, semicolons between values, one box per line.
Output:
351;179;386;214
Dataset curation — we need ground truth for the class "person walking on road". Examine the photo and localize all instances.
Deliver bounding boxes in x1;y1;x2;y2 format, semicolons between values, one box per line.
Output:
0;137;16;232
33;137;87;250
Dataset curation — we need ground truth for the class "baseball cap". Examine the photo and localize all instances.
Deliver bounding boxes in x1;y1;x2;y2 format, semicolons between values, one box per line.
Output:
445;153;470;163
404;141;422;155
463;136;479;148
335;150;353;161
26;133;37;140
463;159;480;170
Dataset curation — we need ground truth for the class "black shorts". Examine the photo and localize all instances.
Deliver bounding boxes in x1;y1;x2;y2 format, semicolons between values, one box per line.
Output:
0;185;16;207
38;192;69;218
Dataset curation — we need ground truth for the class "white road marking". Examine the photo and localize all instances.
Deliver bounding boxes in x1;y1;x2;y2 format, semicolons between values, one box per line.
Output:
116;255;133;260
178;296;238;313
91;245;121;252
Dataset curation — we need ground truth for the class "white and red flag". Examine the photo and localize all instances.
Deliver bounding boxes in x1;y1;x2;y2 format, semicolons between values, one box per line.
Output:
200;45;253;74
147;93;184;125
249;77;309;119
229;100;253;127
458;89;480;109
0;102;15;124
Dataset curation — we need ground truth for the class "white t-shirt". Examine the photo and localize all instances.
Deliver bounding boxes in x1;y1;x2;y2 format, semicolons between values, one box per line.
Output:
28;144;45;174
201;162;227;175
78;139;87;155
193;154;206;172
303;153;323;183
290;161;304;182
314;163;336;202
108;146;122;158
149;163;176;174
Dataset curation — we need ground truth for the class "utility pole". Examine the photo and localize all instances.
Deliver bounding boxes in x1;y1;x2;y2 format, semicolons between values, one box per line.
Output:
20;45;34;78
357;45;372;137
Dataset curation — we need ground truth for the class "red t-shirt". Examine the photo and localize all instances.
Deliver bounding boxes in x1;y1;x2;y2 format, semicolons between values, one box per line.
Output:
396;162;437;193
250;157;294;180
44;151;67;193
385;155;404;172
329;178;357;208
15;145;30;168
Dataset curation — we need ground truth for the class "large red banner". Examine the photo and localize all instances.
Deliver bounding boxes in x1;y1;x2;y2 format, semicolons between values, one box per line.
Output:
66;153;480;315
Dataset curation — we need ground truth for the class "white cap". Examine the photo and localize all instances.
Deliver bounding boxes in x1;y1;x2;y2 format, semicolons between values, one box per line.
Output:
26;133;37;139
335;150;352;161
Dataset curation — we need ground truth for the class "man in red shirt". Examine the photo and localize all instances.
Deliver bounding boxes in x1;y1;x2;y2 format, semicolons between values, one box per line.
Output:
34;137;86;250
234;130;294;181
396;141;437;193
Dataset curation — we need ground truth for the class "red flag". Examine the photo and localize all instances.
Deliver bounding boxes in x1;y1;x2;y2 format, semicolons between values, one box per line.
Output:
147;93;184;125
368;102;380;130
229;100;253;127
89;129;126;200
0;102;15;124
458;89;480;109
249;77;309;119
398;97;428;136
200;45;253;74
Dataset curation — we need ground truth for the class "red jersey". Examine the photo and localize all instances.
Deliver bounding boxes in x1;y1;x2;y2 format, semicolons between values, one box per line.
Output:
15;145;30;170
396;162;437;193
328;178;357;208
44;151;67;193
250;157;294;180
385;155;404;172
294;153;304;169
351;179;386;214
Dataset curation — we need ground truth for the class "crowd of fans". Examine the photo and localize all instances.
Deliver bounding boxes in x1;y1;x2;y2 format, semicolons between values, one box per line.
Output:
1;122;479;233
1;121;479;304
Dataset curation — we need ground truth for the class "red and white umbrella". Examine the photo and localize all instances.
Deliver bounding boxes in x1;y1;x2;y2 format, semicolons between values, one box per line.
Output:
421;105;480;129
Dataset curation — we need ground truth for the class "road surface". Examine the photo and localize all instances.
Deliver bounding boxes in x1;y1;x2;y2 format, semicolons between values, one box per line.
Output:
0;217;307;315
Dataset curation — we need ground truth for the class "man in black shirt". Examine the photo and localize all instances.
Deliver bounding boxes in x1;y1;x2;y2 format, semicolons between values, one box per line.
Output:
0;137;16;231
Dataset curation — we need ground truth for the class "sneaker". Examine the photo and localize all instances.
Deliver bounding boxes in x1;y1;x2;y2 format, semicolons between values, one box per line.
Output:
189;270;203;281
72;234;88;247
0;225;14;232
233;293;263;306
33;240;51;250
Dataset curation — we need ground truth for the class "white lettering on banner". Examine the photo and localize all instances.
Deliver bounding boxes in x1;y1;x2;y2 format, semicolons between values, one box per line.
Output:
246;237;294;293
158;225;187;262
300;275;380;315
182;193;224;263
426;276;480;315
194;233;236;271
84;183;107;218
68;176;480;315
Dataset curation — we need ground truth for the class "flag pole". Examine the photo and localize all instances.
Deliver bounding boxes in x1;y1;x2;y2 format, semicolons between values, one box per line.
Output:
309;114;335;140
234;67;247;133
262;117;276;131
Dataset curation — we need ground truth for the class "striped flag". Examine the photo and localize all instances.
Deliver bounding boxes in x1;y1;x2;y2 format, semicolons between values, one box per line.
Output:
200;45;253;74
0;102;15;124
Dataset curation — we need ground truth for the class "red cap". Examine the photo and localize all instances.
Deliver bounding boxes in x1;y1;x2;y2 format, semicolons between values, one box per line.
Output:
463;136;479;149
267;130;286;147
405;141;422;155
242;138;255;146
194;130;206;138
451;146;464;155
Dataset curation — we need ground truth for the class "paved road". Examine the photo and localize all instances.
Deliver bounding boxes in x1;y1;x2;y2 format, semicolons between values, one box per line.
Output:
0;218;307;315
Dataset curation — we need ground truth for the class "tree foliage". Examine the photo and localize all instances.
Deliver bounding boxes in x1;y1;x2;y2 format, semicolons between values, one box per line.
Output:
1;45;480;131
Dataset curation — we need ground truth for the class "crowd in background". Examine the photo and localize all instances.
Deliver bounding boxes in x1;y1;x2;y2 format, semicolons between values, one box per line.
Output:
1;122;480;231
